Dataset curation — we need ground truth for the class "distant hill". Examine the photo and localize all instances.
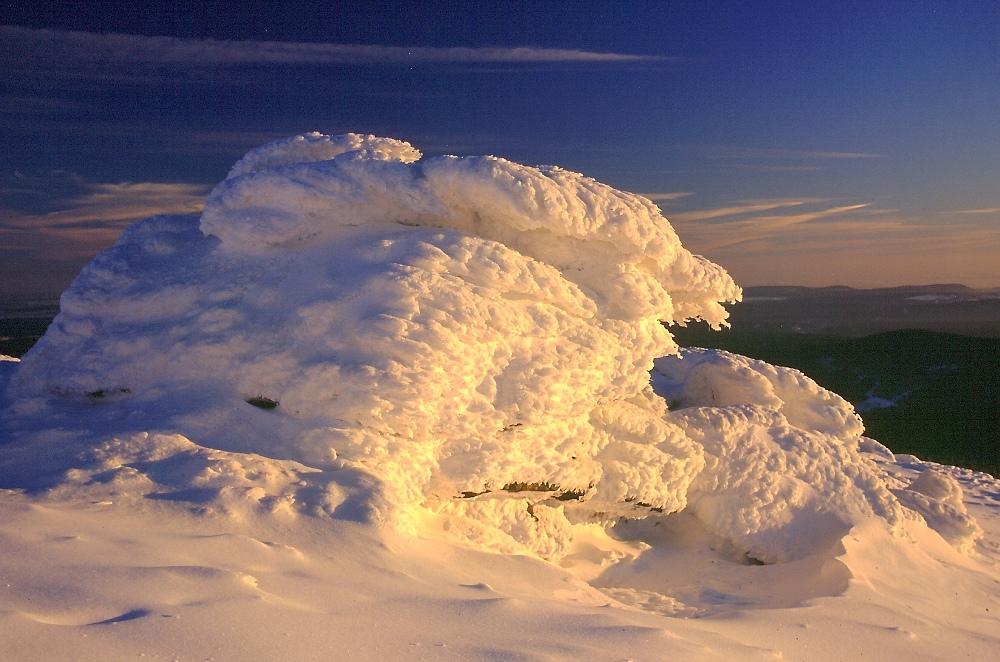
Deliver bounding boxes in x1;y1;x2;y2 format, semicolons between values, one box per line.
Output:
744;283;978;298
734;284;1000;338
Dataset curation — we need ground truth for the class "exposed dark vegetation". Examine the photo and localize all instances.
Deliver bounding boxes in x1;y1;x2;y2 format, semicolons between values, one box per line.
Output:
246;396;279;409
504;481;588;501
86;388;130;400
456;482;589;501
671;325;1000;477
502;481;561;493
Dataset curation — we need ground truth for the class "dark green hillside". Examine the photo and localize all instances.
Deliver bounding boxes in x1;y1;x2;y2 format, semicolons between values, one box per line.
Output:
670;326;1000;477
0;317;52;358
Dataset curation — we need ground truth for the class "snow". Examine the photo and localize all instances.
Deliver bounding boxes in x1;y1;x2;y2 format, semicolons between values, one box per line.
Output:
652;349;911;563
1;133;998;660
7;132;739;540
856;387;910;412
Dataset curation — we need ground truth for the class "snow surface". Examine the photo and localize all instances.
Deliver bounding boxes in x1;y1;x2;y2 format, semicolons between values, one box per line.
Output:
1;134;998;660
855;387;910;412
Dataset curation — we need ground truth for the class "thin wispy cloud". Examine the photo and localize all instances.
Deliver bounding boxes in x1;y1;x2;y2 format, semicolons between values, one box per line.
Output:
743;203;872;230
0;26;669;67
806;151;884;159
668;199;811;223
637;191;693;202
703;146;885;161
946;207;1000;215
2;178;209;259
751;164;826;172
670;198;1000;287
45;181;208;224
6;181;207;224
670;199;880;247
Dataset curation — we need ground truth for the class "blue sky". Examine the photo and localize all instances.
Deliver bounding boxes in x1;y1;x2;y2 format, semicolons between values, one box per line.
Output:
2;1;999;295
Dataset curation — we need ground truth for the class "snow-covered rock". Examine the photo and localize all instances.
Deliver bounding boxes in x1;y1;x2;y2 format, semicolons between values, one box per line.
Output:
2;133;997;661
0;133;981;565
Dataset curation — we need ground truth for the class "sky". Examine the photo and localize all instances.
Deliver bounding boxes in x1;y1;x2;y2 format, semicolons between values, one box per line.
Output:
2;0;999;297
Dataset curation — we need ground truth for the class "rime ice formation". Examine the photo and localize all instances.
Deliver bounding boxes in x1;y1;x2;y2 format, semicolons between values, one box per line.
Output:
2;133;981;563
653;350;907;561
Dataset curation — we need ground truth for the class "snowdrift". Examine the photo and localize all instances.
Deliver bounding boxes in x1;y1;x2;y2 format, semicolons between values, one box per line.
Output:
2;133;982;566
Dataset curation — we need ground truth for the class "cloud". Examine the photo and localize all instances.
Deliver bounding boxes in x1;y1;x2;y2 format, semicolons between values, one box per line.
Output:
735;203;872;230
667;199;812;223
637;191;693;203
674;201;881;250
946;207;1000;215
0;26;668;69
669;198;1000;288
1;178;209;260
46;181;207;222
702;146;885;161
804;151;884;160
0;174;211;295
750;164;826;172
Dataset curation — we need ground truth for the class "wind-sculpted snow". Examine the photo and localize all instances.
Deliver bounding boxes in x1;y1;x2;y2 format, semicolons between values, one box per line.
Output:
893;468;983;552
1;134;981;566
655;350;908;561
225;132;422;179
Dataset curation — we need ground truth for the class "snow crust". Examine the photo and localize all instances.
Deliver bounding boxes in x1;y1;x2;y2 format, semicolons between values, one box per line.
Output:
0;133;982;567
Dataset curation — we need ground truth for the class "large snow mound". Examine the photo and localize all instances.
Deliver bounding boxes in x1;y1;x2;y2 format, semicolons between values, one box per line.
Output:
1;133;980;564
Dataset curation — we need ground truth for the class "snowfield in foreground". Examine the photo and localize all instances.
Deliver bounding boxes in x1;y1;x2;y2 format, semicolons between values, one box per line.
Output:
1;134;997;660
